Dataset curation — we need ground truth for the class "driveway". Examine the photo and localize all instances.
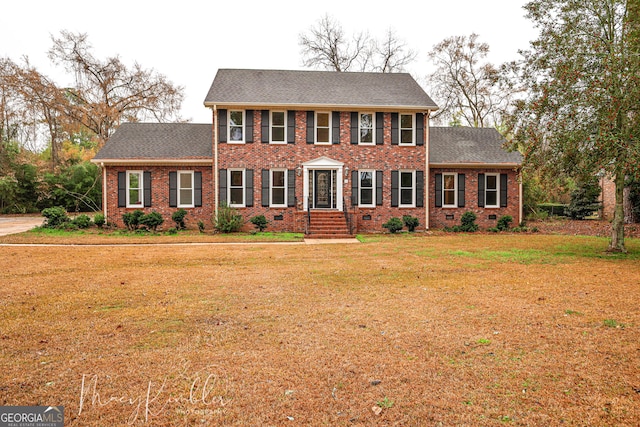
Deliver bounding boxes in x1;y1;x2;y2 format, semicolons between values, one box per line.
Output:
0;216;44;236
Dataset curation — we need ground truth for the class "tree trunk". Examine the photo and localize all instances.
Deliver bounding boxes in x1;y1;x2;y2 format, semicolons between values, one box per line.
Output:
608;173;626;252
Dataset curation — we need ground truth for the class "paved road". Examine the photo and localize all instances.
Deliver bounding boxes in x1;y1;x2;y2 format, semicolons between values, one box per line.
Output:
0;216;44;236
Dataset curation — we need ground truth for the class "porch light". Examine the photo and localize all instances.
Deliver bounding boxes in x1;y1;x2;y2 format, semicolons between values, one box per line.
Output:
296;166;302;176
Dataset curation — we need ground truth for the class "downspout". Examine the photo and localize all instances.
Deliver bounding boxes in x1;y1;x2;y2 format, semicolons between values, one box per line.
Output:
518;168;523;226
424;111;431;230
100;163;107;220
213;105;219;220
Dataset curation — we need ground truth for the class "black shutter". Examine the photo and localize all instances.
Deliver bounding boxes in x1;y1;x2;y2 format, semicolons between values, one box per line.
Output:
416;170;425;207
261;110;269;143
376;112;384;145
287;170;296;207
219;169;227;204
458;173;466;208
246;169;254;207
306;111;314;144
245;110;254;143
144;171;152;207
435;173;443;208
478;173;485;207
350;112;358;144
169;171;177;207
332;111;340;144
118;172;126;207
194;172;202;207
287;111;296;144
261;169;269;207
500;173;508;207
391;170;399;207
416;113;424;146
376;171;383;206
351;170;358;206
391;113;399;145
218;109;227;143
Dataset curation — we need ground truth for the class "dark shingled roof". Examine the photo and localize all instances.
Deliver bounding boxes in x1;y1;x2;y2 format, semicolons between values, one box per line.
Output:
204;69;438;110
93;123;212;161
429;127;522;165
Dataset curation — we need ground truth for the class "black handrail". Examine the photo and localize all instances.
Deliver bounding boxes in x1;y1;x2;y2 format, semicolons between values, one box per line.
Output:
343;196;353;235
306;196;311;234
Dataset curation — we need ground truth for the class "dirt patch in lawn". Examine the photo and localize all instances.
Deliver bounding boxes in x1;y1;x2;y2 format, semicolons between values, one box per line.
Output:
1;234;639;426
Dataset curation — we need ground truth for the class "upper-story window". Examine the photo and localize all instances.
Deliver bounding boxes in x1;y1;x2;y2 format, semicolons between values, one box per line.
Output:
400;113;414;145
359;113;374;145
443;173;457;208
127;171;143;208
229;110;244;143
271;111;286;144
316;112;331;144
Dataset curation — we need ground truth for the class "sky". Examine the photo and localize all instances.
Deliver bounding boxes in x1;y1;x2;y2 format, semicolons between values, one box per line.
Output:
1;0;538;124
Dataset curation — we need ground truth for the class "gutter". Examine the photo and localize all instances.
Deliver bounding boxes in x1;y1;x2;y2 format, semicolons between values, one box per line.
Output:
425;111;430;230
90;159;213;166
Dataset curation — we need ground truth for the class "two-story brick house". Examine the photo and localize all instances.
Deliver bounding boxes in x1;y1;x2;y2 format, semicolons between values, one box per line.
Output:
93;69;522;235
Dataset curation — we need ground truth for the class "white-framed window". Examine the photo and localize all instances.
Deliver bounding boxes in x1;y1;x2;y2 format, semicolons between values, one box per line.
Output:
127;170;143;208
270;169;287;207
400;113;415;145
485;173;499;208
228;169;245;207
316;112;331;144
443;173;457;208
359;113;374;145
359;170;375;207
271;111;286;144
399;170;415;207
228;110;245;143
177;171;194;208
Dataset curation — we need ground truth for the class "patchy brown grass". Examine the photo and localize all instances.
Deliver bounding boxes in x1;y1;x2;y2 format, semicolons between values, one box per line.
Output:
1;234;639;426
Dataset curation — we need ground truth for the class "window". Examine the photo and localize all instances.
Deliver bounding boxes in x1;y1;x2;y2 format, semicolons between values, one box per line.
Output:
485;174;499;208
316;112;331;144
229;110;244;143
178;171;194;207
271;111;286;143
229;169;245;207
127;171;143;208
400;113;414;145
358;170;375;207
359;113;374;144
271;169;287;207
400;170;415;207
443;173;457;207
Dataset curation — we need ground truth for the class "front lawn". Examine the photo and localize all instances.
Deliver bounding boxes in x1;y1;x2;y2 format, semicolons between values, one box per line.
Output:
1;234;638;425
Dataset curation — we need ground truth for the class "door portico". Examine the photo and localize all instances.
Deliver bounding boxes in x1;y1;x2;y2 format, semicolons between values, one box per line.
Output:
302;156;345;211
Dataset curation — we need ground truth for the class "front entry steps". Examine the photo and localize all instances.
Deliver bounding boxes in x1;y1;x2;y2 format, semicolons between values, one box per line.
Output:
305;211;354;239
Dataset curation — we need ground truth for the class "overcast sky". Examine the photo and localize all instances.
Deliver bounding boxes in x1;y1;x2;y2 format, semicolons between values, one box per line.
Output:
1;1;537;124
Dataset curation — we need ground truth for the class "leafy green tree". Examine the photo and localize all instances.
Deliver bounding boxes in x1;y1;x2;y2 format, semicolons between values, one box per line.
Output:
565;177;602;220
510;0;640;252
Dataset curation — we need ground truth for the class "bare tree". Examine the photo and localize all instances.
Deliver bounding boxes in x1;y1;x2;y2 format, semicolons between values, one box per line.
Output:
372;29;417;73
299;15;416;73
48;31;185;143
427;34;518;127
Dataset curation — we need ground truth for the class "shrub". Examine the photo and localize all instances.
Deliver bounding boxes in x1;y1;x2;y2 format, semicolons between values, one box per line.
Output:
123;210;144;231
497;215;513;231
41;206;70;228
72;214;92;229
215;203;243;233
402;215;419;232
172;209;188;230
250;215;269;232
93;213;105;228
456;211;478;232
139;211;164;232
166;227;178;235
382;217;404;233
198;220;205;233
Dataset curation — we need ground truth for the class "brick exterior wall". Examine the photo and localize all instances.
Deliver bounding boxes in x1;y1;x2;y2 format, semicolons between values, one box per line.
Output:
104;165;214;230
217;110;427;233
429;167;521;229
